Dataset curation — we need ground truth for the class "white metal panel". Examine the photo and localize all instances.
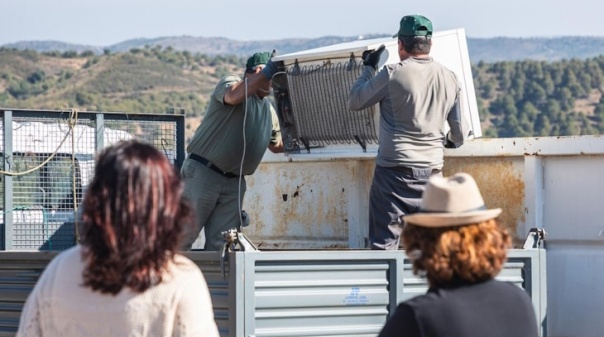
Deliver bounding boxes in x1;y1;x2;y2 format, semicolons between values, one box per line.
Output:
245;160;373;249
543;156;604;242
541;155;604;337
545;245;604;337
445;134;604;157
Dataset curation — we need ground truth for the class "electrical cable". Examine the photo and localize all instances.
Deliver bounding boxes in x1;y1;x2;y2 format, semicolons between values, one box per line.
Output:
237;70;280;230
237;77;248;229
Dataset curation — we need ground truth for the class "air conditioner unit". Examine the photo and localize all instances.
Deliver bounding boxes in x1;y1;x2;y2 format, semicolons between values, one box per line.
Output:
270;28;480;155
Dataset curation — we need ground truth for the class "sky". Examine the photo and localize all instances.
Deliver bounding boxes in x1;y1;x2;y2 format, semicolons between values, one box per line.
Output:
2;0;604;46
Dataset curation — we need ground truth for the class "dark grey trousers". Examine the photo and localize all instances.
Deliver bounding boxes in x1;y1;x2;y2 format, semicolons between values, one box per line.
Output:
368;165;442;250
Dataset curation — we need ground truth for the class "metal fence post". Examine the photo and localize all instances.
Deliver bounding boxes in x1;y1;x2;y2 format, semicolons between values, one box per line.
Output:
95;113;105;153
3;111;13;250
175;110;186;169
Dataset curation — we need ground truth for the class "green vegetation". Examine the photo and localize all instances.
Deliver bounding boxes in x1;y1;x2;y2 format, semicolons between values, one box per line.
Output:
0;46;245;117
1;46;604;138
473;57;604;137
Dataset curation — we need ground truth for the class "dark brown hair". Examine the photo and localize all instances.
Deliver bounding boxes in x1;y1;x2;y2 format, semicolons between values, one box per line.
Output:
400;36;431;54
402;219;511;288
80;140;191;295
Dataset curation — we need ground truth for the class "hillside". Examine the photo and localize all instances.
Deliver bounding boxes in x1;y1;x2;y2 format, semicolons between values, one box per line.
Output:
0;47;240;115
4;35;604;63
1;47;604;142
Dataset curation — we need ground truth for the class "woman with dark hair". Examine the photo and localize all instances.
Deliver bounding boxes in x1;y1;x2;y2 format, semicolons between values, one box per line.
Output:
17;140;219;337
378;172;539;337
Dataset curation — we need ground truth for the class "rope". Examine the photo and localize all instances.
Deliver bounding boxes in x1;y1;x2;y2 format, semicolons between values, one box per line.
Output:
0;108;81;245
0;109;79;176
69;109;80;243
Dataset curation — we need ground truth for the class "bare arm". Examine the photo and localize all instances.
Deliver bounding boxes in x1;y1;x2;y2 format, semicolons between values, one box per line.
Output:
224;67;270;106
269;138;284;153
268;105;284;153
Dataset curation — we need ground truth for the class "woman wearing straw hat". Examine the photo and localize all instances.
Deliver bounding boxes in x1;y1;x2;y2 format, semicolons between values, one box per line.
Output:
378;172;539;337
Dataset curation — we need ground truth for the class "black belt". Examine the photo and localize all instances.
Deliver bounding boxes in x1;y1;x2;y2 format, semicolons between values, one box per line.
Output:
189;153;240;178
388;165;442;176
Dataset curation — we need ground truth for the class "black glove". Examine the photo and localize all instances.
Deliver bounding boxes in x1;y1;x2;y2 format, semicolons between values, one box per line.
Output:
362;44;386;70
444;132;459;148
261;59;278;80
444;138;456;148
261;49;279;80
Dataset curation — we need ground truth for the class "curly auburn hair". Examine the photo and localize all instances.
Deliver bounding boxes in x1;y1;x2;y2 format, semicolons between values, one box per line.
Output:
80;140;191;295
402;219;511;288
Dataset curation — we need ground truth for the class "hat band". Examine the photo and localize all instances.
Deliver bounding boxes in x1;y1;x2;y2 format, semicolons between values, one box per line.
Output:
418;205;487;214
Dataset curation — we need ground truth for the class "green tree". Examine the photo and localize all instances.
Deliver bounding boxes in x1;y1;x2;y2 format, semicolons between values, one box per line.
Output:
534;114;552;136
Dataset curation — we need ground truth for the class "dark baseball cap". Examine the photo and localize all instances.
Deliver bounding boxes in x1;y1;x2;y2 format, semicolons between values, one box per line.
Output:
246;52;271;72
393;15;433;38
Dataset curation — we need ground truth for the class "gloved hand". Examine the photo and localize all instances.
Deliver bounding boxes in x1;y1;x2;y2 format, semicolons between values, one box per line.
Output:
444;132;458;148
261;59;278;80
444;138;456;148
362;44;386;70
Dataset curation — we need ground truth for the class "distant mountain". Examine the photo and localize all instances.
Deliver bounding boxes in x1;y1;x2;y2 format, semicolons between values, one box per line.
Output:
3;35;604;63
105;35;390;56
3;35;388;59
467;36;604;62
2;40;103;54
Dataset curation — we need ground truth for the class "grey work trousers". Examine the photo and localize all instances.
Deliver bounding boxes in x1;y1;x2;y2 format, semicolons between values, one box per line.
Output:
369;165;442;250
180;157;246;251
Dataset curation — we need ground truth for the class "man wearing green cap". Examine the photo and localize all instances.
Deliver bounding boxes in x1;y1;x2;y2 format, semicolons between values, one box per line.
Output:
181;52;283;251
348;14;469;250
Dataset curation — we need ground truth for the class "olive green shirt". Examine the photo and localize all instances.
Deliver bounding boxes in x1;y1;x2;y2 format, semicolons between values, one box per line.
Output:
187;75;280;176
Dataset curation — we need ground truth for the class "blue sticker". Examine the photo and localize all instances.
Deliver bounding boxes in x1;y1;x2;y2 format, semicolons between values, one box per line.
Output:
343;287;368;306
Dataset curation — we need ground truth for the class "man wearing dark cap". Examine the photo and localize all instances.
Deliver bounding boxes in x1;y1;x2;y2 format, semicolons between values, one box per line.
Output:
181;52;283;251
348;15;469;250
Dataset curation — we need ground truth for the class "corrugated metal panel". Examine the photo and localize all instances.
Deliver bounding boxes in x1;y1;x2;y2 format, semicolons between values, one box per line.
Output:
184;251;238;337
0;252;56;337
243;250;403;337
0;249;545;337
401;252;537;302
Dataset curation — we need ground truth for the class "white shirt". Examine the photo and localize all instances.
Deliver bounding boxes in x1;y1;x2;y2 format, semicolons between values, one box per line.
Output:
16;245;220;337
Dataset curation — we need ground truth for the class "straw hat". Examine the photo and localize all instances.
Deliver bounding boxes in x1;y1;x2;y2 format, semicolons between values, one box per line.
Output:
404;172;502;227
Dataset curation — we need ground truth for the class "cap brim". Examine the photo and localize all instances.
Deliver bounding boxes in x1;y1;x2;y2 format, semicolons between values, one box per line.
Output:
403;209;502;228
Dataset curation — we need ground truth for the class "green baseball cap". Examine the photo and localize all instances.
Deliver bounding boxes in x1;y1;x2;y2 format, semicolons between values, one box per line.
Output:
246;52;271;72
393;15;433;38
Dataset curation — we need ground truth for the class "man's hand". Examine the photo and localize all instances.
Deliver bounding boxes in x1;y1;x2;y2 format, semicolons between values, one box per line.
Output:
261;60;278;80
444;132;460;148
362;45;386;70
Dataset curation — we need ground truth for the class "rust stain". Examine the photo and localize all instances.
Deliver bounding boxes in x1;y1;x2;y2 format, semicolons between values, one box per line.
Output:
247;162;351;247
445;158;525;246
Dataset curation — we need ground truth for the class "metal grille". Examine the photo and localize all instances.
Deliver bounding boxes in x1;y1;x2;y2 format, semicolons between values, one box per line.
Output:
0;109;185;251
285;61;378;152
